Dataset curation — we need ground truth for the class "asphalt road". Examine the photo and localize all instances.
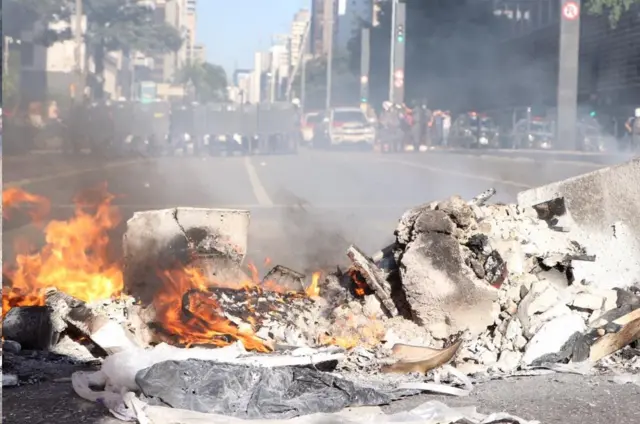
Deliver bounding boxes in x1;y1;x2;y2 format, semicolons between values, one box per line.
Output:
2;149;638;423
2;149;614;273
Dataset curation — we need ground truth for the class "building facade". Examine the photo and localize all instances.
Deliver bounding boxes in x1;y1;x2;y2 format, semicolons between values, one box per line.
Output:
483;0;640;112
310;0;338;57
290;9;310;69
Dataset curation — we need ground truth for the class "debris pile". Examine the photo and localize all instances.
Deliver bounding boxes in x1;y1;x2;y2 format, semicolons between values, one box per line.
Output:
2;182;639;422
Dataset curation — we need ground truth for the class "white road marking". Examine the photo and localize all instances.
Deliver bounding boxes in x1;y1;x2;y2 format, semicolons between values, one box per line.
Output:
243;156;274;206
377;158;532;188
3;159;147;187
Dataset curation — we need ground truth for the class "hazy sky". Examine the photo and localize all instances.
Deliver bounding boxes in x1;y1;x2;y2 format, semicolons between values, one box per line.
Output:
197;0;310;74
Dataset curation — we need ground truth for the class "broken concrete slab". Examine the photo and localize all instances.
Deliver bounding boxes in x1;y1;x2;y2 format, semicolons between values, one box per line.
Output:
517;158;640;289
398;232;497;338
123;208;250;304
522;314;586;365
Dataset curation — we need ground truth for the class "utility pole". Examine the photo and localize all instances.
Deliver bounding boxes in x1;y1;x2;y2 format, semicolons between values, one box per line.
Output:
557;0;581;150
360;28;370;107
324;0;335;112
390;0;406;105
388;0;397;102
74;0;84;104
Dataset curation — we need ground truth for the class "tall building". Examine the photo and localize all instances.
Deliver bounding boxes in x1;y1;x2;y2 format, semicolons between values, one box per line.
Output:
290;9;310;69
185;0;198;63
337;0;373;53
310;0;338;57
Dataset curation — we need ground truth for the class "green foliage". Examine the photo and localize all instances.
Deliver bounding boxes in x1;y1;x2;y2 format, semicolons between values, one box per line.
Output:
175;61;228;103
2;0;73;45
82;0;184;98
586;0;640;27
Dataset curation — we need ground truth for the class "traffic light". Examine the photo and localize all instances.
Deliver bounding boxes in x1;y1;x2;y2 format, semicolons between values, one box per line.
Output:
361;97;367;103
589;110;596;117
396;24;405;43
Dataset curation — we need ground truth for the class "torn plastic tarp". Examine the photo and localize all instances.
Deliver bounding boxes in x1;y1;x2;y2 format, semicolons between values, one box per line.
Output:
136;359;393;419
122;392;539;424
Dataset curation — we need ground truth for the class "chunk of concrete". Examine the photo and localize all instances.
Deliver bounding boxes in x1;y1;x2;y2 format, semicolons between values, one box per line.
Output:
123;208;250;304
522;313;586;365
517;159;640;289
571;292;604;311
399;233;497;338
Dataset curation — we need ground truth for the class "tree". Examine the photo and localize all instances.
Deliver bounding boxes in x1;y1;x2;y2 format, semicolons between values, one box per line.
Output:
175;61;228;103
586;0;640;27
2;0;72;42
83;0;183;99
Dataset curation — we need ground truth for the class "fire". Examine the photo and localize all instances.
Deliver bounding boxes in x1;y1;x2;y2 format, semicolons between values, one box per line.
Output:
153;267;271;352
3;185;123;314
2;187;51;222
305;272;321;297
4;187;378;353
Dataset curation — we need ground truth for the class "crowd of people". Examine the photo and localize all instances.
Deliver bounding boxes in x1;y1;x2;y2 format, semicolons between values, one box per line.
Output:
376;101;453;150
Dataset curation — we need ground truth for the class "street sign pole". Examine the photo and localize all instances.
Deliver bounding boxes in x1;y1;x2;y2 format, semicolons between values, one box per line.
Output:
391;1;406;105
360;28;370;105
557;0;581;150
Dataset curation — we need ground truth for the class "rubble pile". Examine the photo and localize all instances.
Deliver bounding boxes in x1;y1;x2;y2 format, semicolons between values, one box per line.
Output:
2;181;639;422
365;190;640;375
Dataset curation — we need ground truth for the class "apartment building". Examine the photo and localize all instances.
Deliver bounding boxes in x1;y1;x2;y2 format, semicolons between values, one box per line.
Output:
310;0;338;57
290;9;310;69
17;15;125;101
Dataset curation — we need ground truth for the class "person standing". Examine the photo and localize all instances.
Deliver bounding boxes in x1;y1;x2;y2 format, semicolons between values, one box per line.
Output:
442;111;451;147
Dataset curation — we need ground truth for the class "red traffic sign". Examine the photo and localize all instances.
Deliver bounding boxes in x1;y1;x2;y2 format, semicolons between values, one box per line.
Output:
394;79;404;88
394;69;404;79
562;1;580;20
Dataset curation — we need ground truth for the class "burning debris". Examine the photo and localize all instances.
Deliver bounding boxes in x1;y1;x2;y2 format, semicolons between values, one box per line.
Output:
2;181;639;422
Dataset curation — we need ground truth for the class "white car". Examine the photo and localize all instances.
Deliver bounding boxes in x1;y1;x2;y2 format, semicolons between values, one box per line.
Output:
327;107;376;146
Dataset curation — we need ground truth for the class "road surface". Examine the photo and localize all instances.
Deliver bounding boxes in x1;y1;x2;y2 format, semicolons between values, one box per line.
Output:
2;150;638;423
2;150;615;273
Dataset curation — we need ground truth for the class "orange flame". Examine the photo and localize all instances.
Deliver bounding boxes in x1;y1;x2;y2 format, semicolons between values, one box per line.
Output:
3;185;123;314
306;272;321;297
2;187;51;222
154;267;271;352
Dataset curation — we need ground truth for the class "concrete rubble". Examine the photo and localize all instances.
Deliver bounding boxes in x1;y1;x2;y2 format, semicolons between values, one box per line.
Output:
2;163;640;422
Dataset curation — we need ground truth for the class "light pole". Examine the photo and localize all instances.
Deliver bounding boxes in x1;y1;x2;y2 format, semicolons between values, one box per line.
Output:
556;0;581;150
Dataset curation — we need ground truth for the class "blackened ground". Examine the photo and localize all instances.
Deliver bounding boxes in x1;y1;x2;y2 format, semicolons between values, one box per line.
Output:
2;149;637;423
